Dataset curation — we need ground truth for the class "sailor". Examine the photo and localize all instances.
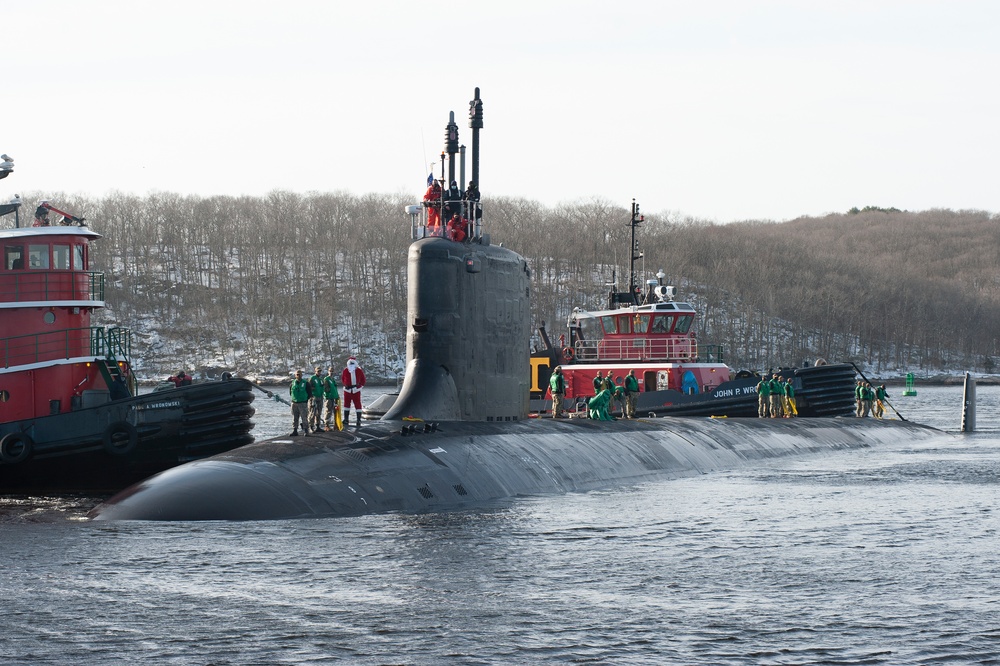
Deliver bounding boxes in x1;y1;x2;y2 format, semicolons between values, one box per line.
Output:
624;369;639;419
443;180;463;219
769;374;784;418
307;366;325;432
588;388;614;421
323;366;341;431
592;373;604;396
602;370;615;394
861;382;874;417
855;380;865;417
289;369;311;436
32;205;50;227
757;374;771;418
466;180;482;221
446;213;467;242
423;180;443;233
874;384;889;418
549;366;566;418
784;377;798;417
341;356;366;427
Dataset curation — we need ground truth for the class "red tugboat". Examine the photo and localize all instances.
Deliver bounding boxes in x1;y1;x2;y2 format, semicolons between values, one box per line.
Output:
530;201;857;418
0;170;255;493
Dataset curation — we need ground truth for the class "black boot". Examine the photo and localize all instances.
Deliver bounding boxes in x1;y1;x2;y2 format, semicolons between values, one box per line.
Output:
356;412;362;427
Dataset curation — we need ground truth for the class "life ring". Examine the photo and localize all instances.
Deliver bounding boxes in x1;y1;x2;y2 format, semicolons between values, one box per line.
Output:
0;432;33;464
103;422;138;456
561;347;575;362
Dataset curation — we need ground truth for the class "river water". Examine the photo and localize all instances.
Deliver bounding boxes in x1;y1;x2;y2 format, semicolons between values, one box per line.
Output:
2;385;1000;664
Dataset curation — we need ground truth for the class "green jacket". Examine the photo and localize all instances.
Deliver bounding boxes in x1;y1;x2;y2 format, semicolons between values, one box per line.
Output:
308;373;325;400
550;371;565;394
785;382;795;398
593;375;603;393
624;374;639;393
757;379;770;397
323;375;340;400
289;378;310;403
769;378;784;396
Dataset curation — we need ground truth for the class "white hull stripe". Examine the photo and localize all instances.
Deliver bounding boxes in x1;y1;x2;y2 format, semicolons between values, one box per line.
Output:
0;356;103;374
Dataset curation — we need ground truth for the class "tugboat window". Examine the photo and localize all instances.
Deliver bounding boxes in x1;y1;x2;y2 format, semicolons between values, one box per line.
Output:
44;312;56;324
4;245;24;270
652;315;671;334
28;245;49;269
635;314;651;333
0;390;8;402
53;245;71;270
617;315;632;335
578;316;601;342
674;315;694;334
601;316;618;335
52;245;70;271
73;244;85;270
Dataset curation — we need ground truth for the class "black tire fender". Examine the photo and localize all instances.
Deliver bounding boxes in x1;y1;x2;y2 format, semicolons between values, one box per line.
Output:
103;422;138;456
222;372;233;381
0;432;33;465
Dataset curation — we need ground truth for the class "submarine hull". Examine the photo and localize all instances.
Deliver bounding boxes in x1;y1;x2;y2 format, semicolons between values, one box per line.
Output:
90;416;943;521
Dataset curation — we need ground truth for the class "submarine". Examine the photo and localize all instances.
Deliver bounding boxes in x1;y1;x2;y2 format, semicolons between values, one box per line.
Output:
90;89;943;522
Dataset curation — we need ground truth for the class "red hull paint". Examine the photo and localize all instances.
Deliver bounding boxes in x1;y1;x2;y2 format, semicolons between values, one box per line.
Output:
0;221;255;492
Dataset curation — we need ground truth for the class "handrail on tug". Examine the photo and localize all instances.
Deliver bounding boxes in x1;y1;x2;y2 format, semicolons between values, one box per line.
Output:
571;337;726;364
0;270;105;303
0;325;131;369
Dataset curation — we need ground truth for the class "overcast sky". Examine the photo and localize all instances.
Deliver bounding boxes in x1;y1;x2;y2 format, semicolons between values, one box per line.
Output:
5;1;998;222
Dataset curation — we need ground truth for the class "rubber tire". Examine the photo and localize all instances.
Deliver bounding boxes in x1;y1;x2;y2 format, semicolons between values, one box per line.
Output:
0;433;33;465
103;422;138;456
222;372;233;381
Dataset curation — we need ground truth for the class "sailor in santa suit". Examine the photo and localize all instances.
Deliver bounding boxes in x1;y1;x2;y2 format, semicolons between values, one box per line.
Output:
341;355;366;427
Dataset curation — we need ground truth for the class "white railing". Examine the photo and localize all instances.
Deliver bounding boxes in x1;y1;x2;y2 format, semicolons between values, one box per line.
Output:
573;336;697;363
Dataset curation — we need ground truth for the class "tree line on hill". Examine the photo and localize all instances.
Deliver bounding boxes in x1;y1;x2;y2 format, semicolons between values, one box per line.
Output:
20;190;999;378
